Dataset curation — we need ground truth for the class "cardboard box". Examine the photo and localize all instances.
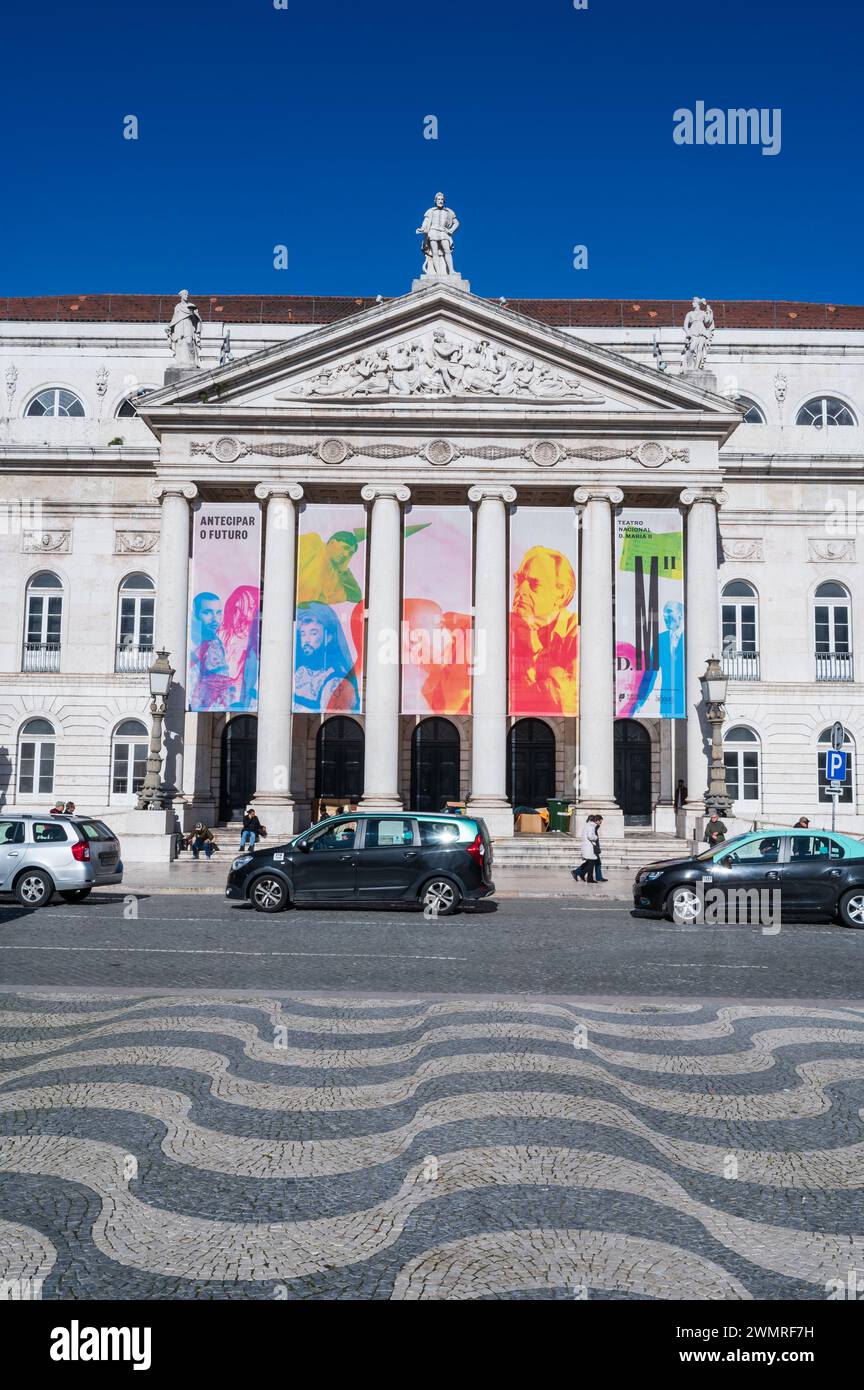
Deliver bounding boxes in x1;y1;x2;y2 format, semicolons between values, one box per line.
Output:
515;812;545;834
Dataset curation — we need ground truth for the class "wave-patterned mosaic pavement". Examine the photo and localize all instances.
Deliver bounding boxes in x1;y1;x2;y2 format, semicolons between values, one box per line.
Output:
1;991;863;1300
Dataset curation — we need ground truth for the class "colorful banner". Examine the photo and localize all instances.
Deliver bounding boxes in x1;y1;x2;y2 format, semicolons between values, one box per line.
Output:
509;507;579;716
615;508;685;719
188;503;261;712
401;506;473;715
293;504;366;713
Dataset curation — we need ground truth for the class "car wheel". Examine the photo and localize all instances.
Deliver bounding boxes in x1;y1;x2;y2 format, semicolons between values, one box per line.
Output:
249;875;289;913
15;870;54;909
666;884;703;925
59;888;93;904
420;877;461;917
839;889;864;929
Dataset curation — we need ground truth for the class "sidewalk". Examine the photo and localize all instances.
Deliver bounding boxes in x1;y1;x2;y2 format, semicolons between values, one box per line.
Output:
119;856;633;900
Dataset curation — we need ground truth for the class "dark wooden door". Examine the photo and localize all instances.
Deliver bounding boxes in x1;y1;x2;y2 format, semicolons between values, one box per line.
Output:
411;718;460;811
614;720;652;822
315;717;364;800
220;715;258;821
507;719;556;806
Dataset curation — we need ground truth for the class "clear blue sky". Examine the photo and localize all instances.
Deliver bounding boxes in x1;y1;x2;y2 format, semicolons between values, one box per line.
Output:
2;0;861;301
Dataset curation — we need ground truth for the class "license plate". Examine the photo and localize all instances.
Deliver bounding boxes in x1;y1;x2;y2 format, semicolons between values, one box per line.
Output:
100;851;118;865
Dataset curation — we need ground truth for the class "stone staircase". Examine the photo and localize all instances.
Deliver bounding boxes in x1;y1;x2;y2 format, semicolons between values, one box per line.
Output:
489;830;694;870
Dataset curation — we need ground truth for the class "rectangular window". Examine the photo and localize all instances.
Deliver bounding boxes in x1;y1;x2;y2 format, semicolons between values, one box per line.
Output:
112;742;130;794
740;605;756;652
26;597;43;646
363;818;415;848
814;606;830;653
417;820;462;846
139;598;155;646
38;743;55;795
723;751;739;801
18;741;36;793
741;750;759;800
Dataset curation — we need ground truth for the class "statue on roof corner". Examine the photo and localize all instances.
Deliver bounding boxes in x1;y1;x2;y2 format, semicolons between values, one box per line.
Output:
681;296;714;372
416;193;460;278
166;289;202;369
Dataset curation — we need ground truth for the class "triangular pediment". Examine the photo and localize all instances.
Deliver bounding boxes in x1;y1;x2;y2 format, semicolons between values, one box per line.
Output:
138;283;741;436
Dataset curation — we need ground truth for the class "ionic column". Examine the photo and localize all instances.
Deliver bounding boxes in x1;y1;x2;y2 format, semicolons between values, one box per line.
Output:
252;482;305;837
574;486;624;836
467;484;516;838
360;483;410;810
680;488;727;828
152;482;197;800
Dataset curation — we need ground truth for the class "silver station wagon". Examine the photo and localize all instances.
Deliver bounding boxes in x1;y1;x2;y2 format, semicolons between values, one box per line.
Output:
0;814;123;907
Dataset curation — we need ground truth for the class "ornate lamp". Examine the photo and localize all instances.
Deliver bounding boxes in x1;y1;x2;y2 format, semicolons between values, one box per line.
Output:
700;656;731;816
137;650;175;810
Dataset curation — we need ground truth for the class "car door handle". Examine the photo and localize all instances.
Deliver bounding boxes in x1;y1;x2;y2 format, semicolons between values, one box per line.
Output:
403;850;417;859
338;854;354;862
765;871;780;880
827;868;842;877
7;852;20;859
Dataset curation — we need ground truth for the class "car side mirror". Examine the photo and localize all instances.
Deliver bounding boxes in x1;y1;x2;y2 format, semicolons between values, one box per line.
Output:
298;840;311;853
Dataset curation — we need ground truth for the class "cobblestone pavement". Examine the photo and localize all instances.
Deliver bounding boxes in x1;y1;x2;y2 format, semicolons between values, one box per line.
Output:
1;990;864;1299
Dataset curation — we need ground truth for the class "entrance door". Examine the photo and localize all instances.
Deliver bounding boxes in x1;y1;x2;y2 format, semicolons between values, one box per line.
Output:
614;720;651;823
507;719;556;806
220;715;258;821
315;717;364;800
411;718;460;811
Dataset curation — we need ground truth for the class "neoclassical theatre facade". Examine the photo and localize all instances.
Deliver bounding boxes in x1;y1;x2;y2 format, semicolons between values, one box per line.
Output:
1;283;862;844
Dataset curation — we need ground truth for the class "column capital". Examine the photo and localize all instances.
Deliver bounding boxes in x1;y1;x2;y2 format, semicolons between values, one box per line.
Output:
152;481;198;502
573;486;624;507
361;483;411;503
255;482;304;502
468;484;517;504
679;487;728;508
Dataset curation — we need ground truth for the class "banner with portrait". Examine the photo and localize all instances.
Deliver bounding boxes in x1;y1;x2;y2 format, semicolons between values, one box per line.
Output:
293;503;366;714
615;509;685;719
508;507;579;717
401;506;473;715
187;503;262;712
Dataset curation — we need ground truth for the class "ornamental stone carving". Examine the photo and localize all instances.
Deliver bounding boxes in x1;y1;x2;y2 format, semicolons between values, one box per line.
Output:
22;529;71;554
722;538;764;562
4;364;17;414
573;486;624;507
681;297;715;371
808;538;855;562
115;530;160;555
280;331;605;402
188;436;690;469
774;371;788;403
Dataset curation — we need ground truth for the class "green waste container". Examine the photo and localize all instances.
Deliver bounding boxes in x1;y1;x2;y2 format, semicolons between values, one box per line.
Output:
546;799;574;833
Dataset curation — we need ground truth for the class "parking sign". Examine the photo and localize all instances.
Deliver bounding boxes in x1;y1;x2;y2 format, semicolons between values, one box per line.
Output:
826;749;847;781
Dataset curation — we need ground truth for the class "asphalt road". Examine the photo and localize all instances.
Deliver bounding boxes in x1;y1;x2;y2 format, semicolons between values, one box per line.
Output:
1;892;862;998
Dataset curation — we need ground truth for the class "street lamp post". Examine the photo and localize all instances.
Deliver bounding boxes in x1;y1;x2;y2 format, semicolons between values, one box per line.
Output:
700;655;732;817
137;649;175;811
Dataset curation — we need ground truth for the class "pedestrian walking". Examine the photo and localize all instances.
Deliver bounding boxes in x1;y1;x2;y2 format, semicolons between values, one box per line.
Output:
593;814;608;882
573;816;598;883
190;822;216;860
793;816;810;829
49;800;65;816
63;801;76;815
703;810;727;848
240;806;262;850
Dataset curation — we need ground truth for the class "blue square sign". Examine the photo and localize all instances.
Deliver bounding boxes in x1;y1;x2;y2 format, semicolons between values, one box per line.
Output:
826;749;847;781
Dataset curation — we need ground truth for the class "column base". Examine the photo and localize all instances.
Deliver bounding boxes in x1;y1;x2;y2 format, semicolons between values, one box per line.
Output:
359;794;404;813
652;801;677;833
466;798;514;839
180;799;216;834
251;797;296;840
682;799;708;842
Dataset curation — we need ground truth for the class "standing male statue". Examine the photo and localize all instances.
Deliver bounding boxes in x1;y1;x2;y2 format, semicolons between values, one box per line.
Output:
682;296;715;372
166;290;202;368
416;193;460;278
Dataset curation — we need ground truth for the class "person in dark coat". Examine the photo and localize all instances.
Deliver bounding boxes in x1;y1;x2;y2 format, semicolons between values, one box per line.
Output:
593;814;608;882
240;807;262;850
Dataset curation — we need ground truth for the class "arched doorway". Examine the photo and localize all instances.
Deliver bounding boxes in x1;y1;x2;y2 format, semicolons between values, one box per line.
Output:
614;720;652;823
315;717;364;801
507;719;555;806
220;715;258;821
411;718;460;811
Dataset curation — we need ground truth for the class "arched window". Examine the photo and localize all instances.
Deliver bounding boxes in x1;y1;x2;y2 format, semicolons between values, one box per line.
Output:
723;726;761;803
26;388;85;418
736;397;766;424
795;397;857;428
116;573;156;672
23;570;63;672
18;717;56;796
817;726;854;805
814;581;853;681
111;719;149;797
721;580;759;679
411;718;460;812
116;388;155;418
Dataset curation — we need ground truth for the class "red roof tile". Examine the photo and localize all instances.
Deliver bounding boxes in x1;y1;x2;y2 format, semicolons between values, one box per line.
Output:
1;295;861;329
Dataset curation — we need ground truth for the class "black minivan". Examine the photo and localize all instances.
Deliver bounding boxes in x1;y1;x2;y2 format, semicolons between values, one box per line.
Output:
225;812;495;914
